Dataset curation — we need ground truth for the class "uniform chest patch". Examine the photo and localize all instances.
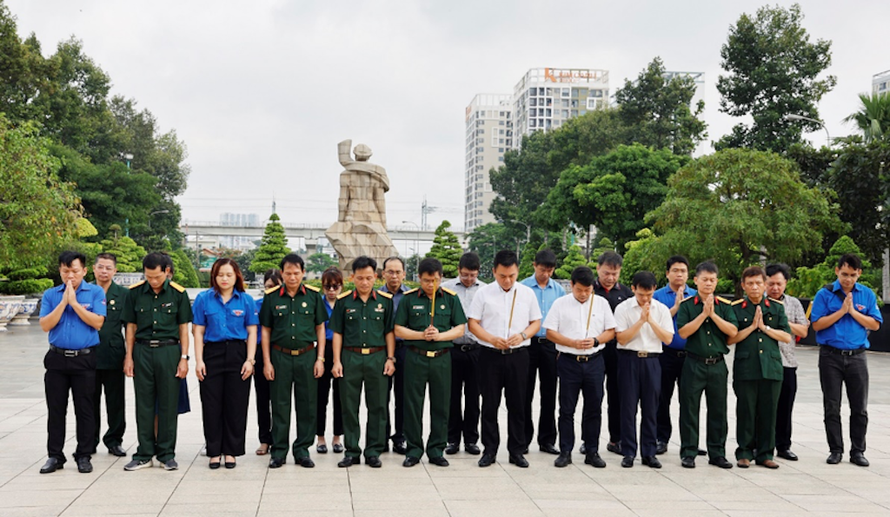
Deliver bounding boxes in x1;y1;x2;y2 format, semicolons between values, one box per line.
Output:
346;308;356;314
275;305;287;310
412;305;425;310
857;304;865;311
232;310;244;317
162;302;172;308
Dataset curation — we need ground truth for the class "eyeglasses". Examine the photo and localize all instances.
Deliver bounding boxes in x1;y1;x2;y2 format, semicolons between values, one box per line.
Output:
323;284;342;291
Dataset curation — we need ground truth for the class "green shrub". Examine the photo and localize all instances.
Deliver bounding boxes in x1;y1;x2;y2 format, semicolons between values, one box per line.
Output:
0;278;54;295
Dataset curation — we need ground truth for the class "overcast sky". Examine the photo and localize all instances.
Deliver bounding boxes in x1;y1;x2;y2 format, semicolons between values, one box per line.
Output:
7;0;889;232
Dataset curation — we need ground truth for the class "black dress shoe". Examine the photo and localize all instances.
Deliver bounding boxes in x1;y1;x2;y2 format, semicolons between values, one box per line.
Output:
509;454;529;468
332;443;344;454
681;456;695;469
224;460;236;469
316;444;328;454
585;453;606;468
478;453;496;467
539;443;559;455
338;456;360;468
656;441;667;455
108;445;127;457
366;456;382;468
392;441;407;455
76;457;93;474
403;456;420;467
826;452;843;464
209;459;221;469
641;456;662;469
697;448;707;456
428;456;449;467
40;458;64;474
708;456;733;469
444;443;459;455
850;453;870;467
621;456;634;468
269;457;286;468
554;453;572;468
606;442;622;455
777;449;798;461
522;448;529;454
298;457;315;468
465;443;481;455
579;443;587;455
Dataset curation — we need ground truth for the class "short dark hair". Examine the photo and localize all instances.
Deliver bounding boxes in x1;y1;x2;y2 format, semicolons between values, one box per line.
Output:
741;266;766;281
95;252;117;265
597;251;623;268
321;267;343;287
263;268;283;285
59;251;87;268
382;256;405;271
534;249;557;268
280;253;304;271
352;256;377;273
765;263;791;281
418;257;443;277
493;250;519;269
666;255;689;272
571;266;595;287
632;271;658;290
837;253;863;271
143;252;167;271
160;252;174;274
695;261;718;276
458;252;481;271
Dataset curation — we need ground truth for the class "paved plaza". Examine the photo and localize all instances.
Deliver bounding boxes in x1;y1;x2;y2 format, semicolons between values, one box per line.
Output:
2;323;890;516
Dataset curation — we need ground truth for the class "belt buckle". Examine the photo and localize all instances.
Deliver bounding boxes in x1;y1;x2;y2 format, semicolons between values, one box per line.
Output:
64;349;77;357
576;355;589;362
705;357;717;365
426;350;436;358
678;351;687;357
362;348;370;355
461;345;472;352
638;351;649;358
841;349;854;356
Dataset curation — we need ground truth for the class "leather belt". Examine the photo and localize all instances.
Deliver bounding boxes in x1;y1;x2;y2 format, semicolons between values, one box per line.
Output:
272;343;316;356
345;346;385;355
49;344;95;357
482;346;527;355
136;339;179;347
559;350;602;362
821;345;865;356
532;336;551;345
662;346;687;358
619;349;659;358
457;343;480;352
408;346;450;358
206;339;246;346
686;352;724;365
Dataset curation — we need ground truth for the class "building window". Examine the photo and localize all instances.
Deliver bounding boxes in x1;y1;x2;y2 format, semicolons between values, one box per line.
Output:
498;156;504;162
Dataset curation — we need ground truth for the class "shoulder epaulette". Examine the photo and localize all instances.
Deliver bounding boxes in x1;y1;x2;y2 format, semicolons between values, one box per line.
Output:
338;290;353;300
441;287;456;296
169;281;186;293
304;284;320;292
265;285;279;295
377;290;393;299
731;299;744;306
769;297;783;305
129;280;145;289
404;288;419;294
680;295;695;304
716;296;732;305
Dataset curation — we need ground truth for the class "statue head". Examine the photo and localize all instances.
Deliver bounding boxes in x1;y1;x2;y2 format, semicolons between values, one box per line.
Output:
354;144;372;161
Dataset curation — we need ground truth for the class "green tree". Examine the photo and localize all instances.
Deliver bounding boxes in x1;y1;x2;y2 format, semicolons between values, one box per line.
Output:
518;241;540;279
843;92;890;143
99;226;147;273
467;223;517;282
0;5;54;124
647;148;843;287
250;213;290;274
171;249;200;288
787;236;879;299
716;4;835;152
619;229;663;286
307;252;337;274
427;220;463;278
555;245;587;280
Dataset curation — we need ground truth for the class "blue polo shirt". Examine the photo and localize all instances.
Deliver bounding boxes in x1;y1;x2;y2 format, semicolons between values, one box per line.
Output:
193;289;260;342
39;281;107;350
520;275;566;338
323;297;335;341
810;280;882;350
653;284;697;350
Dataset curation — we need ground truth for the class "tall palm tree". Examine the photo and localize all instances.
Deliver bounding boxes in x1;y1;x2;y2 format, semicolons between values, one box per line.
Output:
843;92;890;142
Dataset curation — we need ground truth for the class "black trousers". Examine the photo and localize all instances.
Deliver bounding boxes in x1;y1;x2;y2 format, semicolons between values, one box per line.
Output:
775;366;797;452
524;337;558;448
200;341;251;457
253;349;273;445
317;345;343;436
448;344;481;445
602;340;621;444
94;367;126;449
819;347;868;455
386;343;407;443
479;347;528;456
618;352;661;458
557;352;604;454
45;350;96;462
656;347;686;444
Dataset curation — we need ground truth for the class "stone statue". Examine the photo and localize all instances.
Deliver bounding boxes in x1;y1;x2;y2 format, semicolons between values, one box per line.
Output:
325;140;399;270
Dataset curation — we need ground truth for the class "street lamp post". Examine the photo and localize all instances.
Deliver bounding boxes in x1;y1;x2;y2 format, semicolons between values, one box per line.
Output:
148;209;170;230
505;219;532;255
784;113;831;146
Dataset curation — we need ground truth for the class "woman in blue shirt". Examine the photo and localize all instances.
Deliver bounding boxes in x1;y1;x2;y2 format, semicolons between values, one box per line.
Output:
316;266;344;454
253;269;282;456
193;258;259;469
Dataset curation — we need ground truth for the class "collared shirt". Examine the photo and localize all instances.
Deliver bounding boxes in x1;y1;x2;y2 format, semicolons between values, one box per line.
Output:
394;287;468;351
777;294;806;368
329;290;394;348
442;277;486;344
731;296;789;381
193;289;260;342
614;297;674;353
381;283;410;343
543;294;616;355
39;281;107;350
123;279;192;341
520;275;566;337
676;294;738;357
811;280;883;350
652;284;697;350
467;282;542;349
593;279;632;347
323;297;336;341
97;282;129;369
259;283;327;348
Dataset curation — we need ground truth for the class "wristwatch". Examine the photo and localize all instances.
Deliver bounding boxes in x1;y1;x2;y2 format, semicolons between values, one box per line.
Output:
180;355;189;360
248;358;256;365
386;356;396;364
764;325;772;332
520;331;528;340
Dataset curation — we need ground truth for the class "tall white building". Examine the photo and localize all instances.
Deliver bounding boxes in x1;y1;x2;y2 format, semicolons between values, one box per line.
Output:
873;70;890;95
464;94;513;232
219;212;260;249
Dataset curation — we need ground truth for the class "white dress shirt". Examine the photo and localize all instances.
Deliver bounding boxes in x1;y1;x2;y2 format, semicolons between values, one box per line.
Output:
442;277;486;344
543;294;616;355
467;282;542;349
614;297;674;353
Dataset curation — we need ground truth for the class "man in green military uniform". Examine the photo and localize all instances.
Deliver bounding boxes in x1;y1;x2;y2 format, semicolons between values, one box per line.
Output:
260;253;327;469
93;253;129;457
331;256;396;468
676;262;738;469
122;252;192;471
728;266;791;469
395;258;466;468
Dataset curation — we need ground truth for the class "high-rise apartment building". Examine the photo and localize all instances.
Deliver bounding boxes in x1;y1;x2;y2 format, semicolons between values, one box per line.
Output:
464;94;513;232
219;212;260;249
874;69;890;95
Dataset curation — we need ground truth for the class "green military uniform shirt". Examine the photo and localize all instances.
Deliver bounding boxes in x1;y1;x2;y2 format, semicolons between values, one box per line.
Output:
97;282;129;369
676;294;738;357
329;290;394;347
259;283;327;348
394;287;467;351
731;297;789;382
123;279;192;340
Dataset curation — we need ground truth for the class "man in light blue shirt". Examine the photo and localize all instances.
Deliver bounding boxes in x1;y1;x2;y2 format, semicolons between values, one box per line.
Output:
520;249;566;454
